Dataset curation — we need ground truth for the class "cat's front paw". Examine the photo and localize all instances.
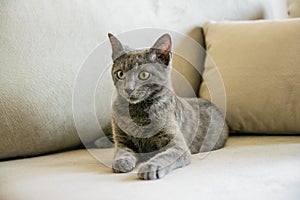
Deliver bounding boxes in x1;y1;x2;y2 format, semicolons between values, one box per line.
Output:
112;156;135;173
138;162;167;180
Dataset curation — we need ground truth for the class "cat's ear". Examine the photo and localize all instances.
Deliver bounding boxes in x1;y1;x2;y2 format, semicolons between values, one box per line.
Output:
108;33;125;61
149;34;172;66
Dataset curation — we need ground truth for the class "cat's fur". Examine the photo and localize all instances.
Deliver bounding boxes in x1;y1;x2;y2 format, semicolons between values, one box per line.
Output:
108;33;228;180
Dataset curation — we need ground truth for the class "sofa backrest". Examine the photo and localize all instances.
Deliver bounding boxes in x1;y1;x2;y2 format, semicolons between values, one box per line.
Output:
0;0;289;159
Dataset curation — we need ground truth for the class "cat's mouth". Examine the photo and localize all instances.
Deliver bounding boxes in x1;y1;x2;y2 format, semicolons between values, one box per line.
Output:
127;91;148;104
129;97;140;104
128;95;145;104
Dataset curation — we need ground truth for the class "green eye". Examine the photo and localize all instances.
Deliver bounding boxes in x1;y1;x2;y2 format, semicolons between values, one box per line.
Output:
139;71;150;80
116;70;125;79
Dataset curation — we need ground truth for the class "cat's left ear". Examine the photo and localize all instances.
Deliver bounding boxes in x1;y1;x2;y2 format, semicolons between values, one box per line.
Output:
108;33;125;61
149;34;172;66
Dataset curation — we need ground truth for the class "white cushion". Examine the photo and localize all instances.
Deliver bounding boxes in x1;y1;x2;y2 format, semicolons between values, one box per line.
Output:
0;136;299;200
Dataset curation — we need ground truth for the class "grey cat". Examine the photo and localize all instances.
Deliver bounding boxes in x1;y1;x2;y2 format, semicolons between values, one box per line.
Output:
108;33;228;180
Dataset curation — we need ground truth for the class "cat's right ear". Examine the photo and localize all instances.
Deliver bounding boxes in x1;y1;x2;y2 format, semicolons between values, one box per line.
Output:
108;33;124;61
149;34;172;66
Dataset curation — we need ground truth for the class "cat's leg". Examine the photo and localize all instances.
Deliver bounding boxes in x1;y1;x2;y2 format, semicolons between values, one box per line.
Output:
138;133;191;180
112;147;137;173
111;119;137;173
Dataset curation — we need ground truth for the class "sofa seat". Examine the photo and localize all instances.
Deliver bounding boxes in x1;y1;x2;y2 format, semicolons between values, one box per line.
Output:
0;136;299;200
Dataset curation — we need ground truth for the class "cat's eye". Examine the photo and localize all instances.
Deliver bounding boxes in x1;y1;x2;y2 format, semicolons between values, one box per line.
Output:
116;70;125;79
138;71;150;80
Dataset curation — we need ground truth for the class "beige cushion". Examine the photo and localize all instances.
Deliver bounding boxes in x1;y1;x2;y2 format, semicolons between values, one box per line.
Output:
200;19;300;133
288;0;300;17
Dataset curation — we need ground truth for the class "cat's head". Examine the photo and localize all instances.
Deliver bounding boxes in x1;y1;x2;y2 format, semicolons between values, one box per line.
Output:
108;33;172;104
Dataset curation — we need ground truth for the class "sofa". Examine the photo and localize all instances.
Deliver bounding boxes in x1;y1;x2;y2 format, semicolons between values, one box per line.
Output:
1;0;300;200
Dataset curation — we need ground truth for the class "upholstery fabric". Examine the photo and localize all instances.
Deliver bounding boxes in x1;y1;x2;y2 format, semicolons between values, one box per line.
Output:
200;19;300;133
0;136;299;200
287;0;300;17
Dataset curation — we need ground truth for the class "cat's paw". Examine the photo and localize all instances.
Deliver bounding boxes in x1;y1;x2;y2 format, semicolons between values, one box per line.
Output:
112;156;135;173
138;162;167;180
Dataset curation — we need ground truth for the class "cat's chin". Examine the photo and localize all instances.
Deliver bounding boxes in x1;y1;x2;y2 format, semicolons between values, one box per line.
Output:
128;97;144;104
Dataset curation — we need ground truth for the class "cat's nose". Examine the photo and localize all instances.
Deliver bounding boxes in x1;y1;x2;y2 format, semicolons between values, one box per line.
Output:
125;88;134;95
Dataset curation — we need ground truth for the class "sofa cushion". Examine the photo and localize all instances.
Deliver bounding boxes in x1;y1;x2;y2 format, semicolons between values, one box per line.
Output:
0;136;299;200
0;1;96;159
288;0;300;17
199;19;300;133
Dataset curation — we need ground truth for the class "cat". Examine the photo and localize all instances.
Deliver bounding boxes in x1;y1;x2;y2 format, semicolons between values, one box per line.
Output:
108;33;228;180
